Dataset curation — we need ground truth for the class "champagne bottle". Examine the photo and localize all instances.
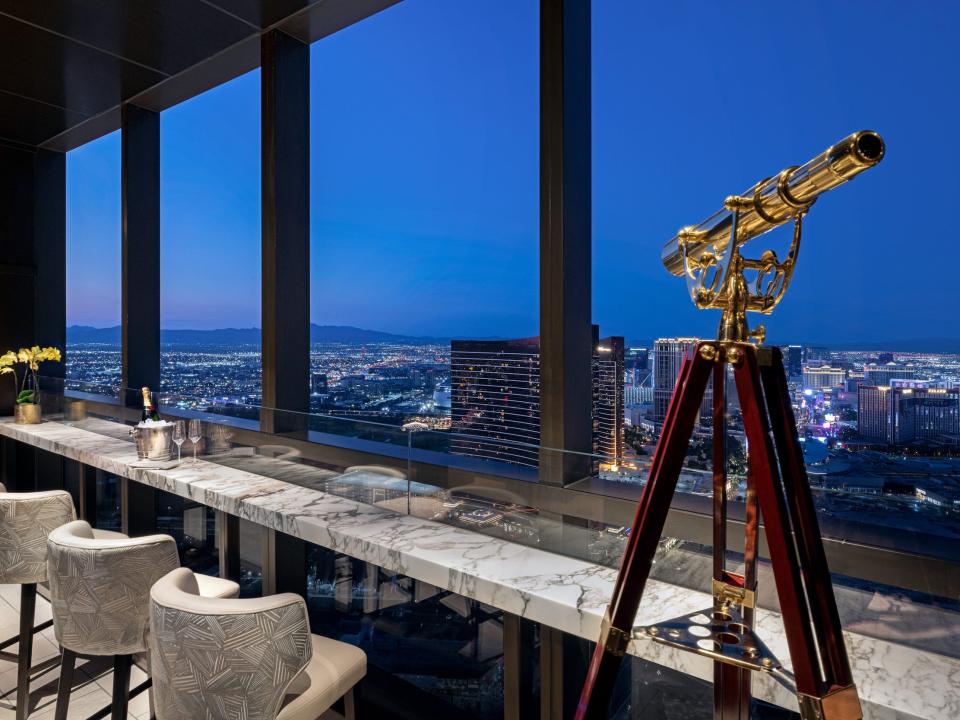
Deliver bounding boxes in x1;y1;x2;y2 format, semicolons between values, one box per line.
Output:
141;386;161;423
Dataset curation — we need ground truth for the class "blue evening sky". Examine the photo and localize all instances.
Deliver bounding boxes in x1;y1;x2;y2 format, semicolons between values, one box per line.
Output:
66;0;960;346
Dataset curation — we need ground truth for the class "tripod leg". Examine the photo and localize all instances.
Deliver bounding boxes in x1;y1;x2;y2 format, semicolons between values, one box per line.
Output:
732;348;823;698
576;346;714;720
758;349;859;709
738;452;760;720
711;362;727;584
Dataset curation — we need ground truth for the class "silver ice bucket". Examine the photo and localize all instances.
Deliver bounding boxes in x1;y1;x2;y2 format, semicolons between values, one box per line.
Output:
131;424;173;461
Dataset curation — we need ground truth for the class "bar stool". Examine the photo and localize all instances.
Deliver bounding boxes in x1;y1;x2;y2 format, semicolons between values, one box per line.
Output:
149;567;366;720
0;482;77;720
46;520;240;720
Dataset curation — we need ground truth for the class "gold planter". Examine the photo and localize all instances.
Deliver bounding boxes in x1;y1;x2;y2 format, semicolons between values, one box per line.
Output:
14;403;41;424
66;399;87;422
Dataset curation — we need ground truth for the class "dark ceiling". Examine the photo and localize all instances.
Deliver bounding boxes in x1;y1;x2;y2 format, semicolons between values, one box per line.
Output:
0;0;398;151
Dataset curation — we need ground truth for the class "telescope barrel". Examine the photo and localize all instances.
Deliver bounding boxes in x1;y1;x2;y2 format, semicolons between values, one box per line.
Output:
661;130;885;276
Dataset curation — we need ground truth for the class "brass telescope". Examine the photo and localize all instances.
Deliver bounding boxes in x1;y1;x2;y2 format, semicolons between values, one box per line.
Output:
662;130;884;343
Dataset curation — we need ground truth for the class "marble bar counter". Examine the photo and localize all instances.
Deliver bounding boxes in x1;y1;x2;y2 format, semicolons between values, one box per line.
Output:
1;417;956;720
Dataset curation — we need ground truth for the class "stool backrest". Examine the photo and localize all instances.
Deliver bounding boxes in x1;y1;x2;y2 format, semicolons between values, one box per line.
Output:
150;567;313;720
0;487;75;585
47;520;180;655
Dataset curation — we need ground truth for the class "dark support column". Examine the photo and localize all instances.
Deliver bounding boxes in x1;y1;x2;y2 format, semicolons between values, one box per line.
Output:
261;30;310;434
34;449;63;492
0;438;14;489
62;459;82;514
33;149;66;375
121;104;161;405
219;511;241;581
539;0;593;486
14;443;36;493
79;464;97;522
130;482;157;536
504;614;538;720
123;479;157;537
0;145;36;414
274;531;307;595
540;626;564;720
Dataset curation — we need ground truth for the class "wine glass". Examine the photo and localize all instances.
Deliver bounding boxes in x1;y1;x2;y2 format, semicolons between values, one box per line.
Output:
173;421;186;462
188;420;202;462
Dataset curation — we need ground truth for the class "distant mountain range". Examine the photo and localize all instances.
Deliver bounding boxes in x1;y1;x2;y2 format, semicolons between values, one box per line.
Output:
63;326;960;354
66;325;446;345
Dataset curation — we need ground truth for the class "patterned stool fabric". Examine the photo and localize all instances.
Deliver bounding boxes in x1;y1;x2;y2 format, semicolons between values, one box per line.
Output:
0;484;77;720
46;520;240;720
47;520;183;656
0;487;75;584
150;567;366;720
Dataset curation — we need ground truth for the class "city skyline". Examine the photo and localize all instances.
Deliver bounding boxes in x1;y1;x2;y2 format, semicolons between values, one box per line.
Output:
66;0;960;345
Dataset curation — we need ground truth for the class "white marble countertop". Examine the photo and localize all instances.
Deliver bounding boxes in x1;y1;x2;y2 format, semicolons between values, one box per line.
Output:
1;417;955;720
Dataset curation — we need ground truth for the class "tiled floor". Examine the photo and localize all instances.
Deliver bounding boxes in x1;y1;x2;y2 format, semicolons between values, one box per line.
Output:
0;584;152;719
0;584;345;720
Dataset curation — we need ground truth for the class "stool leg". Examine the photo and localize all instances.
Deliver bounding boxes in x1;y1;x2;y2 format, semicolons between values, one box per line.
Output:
54;648;77;720
111;654;132;720
15;583;37;720
344;688;356;720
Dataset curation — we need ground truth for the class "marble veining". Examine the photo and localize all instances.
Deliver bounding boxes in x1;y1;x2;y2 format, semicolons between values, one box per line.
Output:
0;417;955;720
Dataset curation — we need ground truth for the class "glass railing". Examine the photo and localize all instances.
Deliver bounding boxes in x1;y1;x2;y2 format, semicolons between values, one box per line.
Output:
18;375;960;662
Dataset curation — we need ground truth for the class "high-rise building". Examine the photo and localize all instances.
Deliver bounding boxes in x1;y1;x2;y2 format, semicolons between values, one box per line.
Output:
786;345;803;378
593;334;625;463
625;347;650;385
652;338;712;426
802;366;846;390
450;329;625;468
858;383;960;445
450;337;541;467
310;373;329;394
864;362;916;386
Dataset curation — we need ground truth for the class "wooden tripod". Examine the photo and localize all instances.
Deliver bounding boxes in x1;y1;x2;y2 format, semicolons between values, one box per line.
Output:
575;342;861;720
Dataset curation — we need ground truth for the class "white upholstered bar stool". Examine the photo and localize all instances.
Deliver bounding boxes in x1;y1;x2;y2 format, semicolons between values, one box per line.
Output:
47;520;240;720
0;482;78;720
150;567;367;720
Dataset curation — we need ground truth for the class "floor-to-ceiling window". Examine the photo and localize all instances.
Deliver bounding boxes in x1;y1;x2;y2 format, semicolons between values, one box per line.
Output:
160;69;261;414
308;0;539;459
307;2;538;714
65;131;122;395
590;0;960;681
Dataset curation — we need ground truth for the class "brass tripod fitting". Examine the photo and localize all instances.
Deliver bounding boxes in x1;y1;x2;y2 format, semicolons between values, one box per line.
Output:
599;611;630;657
797;686;862;720
724;346;744;365
698;344;719;362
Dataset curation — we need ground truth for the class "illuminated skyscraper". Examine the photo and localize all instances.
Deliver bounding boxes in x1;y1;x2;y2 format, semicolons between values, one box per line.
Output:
858;382;960;445
802;366;846;390
450;328;624;469
593;334;625;462
652;338;712;426
450;337;541;467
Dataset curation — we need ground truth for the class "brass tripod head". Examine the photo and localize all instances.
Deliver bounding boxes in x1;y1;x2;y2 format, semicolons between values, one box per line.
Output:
662;130;885;343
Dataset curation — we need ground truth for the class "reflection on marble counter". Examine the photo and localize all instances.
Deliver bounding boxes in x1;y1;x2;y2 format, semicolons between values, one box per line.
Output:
1;418;956;720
